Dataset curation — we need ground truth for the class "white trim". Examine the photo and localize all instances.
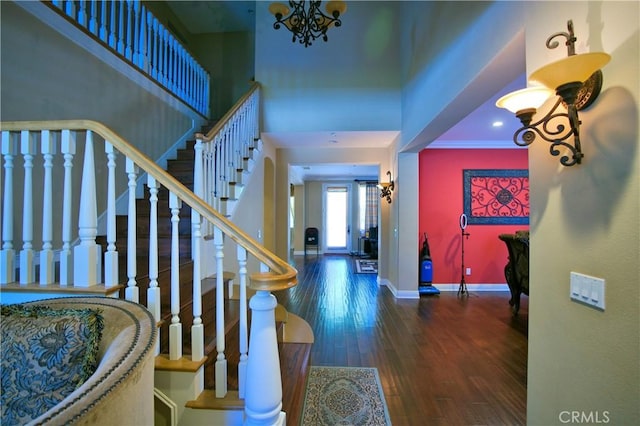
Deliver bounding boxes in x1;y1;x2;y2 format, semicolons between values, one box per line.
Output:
154;388;178;426
378;278;420;299
293;250;324;256
433;283;510;292
426;140;526;149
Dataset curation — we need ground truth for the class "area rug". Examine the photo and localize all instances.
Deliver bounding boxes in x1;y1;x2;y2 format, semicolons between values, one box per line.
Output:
355;259;378;274
301;366;391;425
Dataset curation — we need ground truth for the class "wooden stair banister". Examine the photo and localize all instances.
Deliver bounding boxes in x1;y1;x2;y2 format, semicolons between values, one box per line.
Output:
0;119;297;291
0;119;298;425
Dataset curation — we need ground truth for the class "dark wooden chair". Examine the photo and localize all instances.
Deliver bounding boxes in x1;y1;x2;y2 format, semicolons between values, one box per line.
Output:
498;231;529;314
304;227;319;257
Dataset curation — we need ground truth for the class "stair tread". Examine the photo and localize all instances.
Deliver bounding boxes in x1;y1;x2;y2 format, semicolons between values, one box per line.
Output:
186;390;243;411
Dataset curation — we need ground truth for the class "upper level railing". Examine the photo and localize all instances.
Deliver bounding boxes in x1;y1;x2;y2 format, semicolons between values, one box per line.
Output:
48;0;210;116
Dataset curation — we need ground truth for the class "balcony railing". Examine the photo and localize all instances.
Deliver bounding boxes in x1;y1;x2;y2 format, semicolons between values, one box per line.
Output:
49;0;210;116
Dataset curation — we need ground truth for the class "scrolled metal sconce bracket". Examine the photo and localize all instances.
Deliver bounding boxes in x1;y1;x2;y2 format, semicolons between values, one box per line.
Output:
379;171;394;204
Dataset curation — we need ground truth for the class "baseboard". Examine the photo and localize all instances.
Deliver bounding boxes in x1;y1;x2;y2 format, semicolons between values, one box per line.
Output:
433;283;509;292
379;280;509;298
293;250;323;256
378;278;420;299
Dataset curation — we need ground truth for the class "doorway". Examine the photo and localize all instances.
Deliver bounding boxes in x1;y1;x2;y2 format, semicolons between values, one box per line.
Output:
323;184;351;254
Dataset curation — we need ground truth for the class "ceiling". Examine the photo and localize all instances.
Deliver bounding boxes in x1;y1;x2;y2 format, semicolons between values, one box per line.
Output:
166;1;524;182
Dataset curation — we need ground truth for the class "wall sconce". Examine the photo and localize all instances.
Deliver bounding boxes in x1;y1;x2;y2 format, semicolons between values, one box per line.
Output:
378;171;395;204
496;20;611;166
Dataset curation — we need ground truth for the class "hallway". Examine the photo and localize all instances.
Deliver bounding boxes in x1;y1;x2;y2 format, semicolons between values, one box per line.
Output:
274;255;527;425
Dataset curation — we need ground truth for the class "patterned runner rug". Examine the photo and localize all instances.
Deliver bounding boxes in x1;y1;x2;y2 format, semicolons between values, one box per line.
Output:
355;259;378;274
301;366;391;425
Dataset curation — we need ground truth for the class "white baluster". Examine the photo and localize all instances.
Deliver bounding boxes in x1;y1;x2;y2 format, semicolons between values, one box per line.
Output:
237;246;248;398
104;142;119;286
215;136;222;211
125;157;139;302
0;131;16;284
19;131;35;284
99;0;107;41
169;192;182;360
214;226;227;397
132;0;140;66
152;17;160;80
89;0;97;34
125;0;133;60
108;0;117;49
39;131;55;285
138;5;147;70
169;34;176;91
174;41;180;92
205;72;211;117
162;28;169;86
193;137;203;255
59;130;75;286
117;0;125;54
65;0;76;19
244;291;285;425
191;134;204;366
191;207;204;364
165;34;172;90
147;175;160;355
74;131;100;287
77;0;87;27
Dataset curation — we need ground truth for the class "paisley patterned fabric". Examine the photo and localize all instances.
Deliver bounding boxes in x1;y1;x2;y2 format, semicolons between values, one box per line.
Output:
0;304;104;425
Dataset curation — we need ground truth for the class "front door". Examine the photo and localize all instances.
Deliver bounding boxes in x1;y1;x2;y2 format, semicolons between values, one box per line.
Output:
323;185;351;254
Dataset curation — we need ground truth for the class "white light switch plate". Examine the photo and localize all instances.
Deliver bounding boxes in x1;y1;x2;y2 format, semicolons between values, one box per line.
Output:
570;272;605;310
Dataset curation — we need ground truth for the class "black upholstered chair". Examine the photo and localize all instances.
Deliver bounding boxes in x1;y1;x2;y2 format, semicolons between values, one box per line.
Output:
304;227;319;257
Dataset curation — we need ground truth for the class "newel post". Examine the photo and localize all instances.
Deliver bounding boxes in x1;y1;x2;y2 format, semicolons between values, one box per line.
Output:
244;290;285;426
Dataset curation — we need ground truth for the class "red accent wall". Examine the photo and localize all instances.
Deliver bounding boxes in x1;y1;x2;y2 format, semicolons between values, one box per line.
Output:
418;149;529;285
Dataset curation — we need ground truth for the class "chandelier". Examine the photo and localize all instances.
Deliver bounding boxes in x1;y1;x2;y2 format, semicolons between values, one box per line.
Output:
268;1;347;47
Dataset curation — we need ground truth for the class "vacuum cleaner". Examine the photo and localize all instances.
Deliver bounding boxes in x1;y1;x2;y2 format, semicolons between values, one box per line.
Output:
419;232;440;295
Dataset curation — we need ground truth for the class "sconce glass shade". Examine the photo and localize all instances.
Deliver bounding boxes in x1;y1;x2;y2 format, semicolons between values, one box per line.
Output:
496;86;554;114
529;52;611;90
268;2;290;17
326;1;347;16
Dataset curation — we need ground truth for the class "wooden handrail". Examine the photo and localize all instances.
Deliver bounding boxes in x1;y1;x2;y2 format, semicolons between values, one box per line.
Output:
197;81;261;142
0;120;297;291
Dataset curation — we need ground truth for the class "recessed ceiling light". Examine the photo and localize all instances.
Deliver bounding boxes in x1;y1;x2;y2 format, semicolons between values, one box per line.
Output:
492;121;504;128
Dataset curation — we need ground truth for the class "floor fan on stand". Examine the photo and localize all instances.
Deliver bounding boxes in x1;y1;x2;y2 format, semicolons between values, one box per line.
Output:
419;232;440;295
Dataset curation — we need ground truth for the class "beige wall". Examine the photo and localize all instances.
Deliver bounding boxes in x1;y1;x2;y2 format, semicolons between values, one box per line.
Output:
523;2;639;424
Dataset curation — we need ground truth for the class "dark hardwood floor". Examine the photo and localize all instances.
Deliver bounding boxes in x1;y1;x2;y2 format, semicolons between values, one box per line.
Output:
274;254;528;426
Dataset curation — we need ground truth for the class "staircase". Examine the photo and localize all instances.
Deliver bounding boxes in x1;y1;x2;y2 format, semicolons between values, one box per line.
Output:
1;2;314;423
0;115;313;426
